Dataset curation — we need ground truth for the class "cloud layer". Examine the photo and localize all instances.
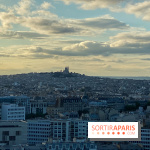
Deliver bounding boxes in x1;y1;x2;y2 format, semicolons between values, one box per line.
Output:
0;0;150;76
58;0;124;10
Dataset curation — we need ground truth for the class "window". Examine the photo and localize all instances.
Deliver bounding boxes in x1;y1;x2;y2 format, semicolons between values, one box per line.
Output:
16;131;21;136
2;131;9;136
9;136;16;141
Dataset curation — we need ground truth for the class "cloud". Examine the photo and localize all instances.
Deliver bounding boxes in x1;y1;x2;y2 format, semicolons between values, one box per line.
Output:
0;30;48;39
12;41;113;58
125;1;150;21
31;10;58;19
58;0;125;10
0;4;7;11
47;33;150;56
72;16;129;30
141;58;150;61
41;2;54;9
20;16;129;35
0;12;17;29
110;31;150;47
0;10;128;36
3;34;150;59
14;0;34;16
0;0;129;36
21;17;80;35
0;12;79;34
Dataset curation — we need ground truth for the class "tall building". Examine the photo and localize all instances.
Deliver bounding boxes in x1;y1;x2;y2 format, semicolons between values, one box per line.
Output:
2;103;25;121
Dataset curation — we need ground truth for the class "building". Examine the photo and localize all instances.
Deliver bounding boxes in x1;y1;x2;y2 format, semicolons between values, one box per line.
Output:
70;119;88;141
59;97;83;112
0;120;27;145
119;143;143;150
27;119;70;144
89;101;107;107
50;119;70;142
27;120;51;144
97;144;118;150
0;145;46;150
27;119;89;144
63;67;69;74
1;103;25;121
0;96;30;115
47;107;64;116
45;141;97;150
130;128;150;150
30;99;48;114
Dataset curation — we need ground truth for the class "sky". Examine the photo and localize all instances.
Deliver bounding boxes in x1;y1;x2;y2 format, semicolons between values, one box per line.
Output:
0;0;150;76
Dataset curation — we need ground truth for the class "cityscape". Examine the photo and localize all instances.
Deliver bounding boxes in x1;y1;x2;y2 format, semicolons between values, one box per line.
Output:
0;67;149;150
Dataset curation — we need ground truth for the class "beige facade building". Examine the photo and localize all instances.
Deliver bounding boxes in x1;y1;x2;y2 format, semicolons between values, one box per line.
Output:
47;107;64;116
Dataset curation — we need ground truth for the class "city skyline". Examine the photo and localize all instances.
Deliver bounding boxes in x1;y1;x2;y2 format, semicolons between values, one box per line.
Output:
0;0;150;76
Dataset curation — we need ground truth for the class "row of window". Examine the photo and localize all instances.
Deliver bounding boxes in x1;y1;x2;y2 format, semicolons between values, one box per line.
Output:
29;124;50;126
31;104;47;107
28;138;48;141
28;127;50;130
28;135;49;137
141;134;150;136
141;130;150;132
28;131;50;134
8;115;24;118
8;108;24;111
8;112;24;114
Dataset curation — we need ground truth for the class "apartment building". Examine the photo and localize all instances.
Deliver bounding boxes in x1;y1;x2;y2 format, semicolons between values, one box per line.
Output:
27;120;51;144
30;100;48;114
1;103;25;121
130;128;150;150
27;119;89;144
59;97;83;112
70;119;88;140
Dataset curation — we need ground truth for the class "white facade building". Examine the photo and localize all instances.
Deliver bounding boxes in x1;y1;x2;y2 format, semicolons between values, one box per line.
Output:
70;119;88;140
2;103;25;121
50;119;70;142
27;119;88;144
27;119;70;144
130;128;150;150
27;120;51;144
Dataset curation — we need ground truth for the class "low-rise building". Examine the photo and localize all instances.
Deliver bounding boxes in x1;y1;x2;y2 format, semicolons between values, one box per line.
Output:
0;120;27;145
45;141;97;150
